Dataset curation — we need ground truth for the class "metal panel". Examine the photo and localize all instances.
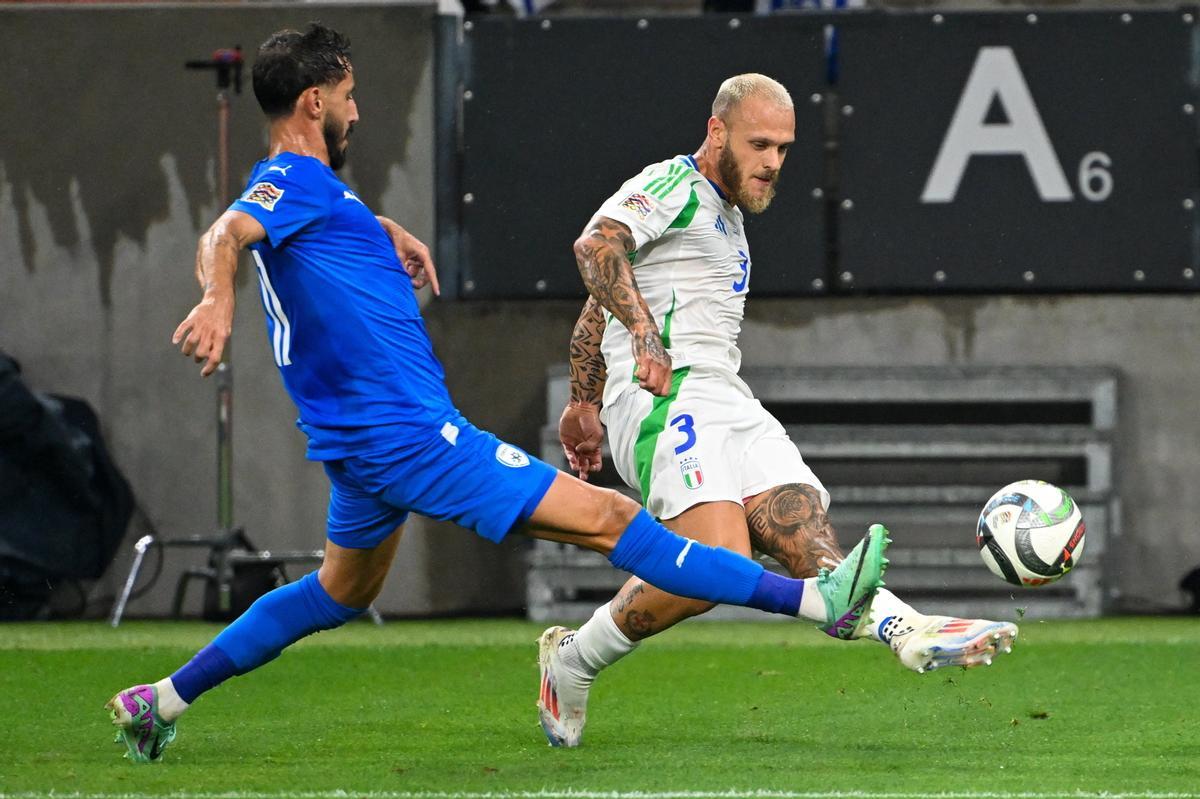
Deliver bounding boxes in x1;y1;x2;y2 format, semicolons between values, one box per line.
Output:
836;10;1200;292
455;15;829;299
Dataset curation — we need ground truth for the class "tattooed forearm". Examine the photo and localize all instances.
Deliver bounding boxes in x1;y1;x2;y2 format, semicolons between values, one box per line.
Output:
569;296;608;406
746;483;845;579
573;217;657;336
635;328;668;363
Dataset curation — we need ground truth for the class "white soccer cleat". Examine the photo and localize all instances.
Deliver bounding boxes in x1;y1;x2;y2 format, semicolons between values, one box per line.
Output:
886;616;1019;674
536;626;589;747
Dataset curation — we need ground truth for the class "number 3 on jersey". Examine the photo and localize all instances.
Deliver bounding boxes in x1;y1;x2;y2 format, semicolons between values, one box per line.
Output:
732;249;750;293
671;413;697;454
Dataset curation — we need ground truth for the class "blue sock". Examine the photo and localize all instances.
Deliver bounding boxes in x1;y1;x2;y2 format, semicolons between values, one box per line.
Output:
170;571;363;703
608;509;802;616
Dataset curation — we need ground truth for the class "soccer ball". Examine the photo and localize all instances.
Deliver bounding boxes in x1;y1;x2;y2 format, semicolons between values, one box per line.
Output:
976;480;1086;587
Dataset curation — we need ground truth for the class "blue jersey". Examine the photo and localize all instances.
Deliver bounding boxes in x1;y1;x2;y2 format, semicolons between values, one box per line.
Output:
229;152;455;460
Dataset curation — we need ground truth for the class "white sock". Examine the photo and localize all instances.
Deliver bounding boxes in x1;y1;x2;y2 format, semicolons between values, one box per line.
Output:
153;678;189;723
863;588;926;645
562;602;639;681
797;576;828;622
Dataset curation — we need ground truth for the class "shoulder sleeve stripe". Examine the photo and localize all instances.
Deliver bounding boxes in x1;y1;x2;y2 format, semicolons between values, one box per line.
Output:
642;164;677;195
647;167;695;200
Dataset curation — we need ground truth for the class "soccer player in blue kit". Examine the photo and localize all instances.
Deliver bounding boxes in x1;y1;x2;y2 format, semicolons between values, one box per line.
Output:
105;23;889;763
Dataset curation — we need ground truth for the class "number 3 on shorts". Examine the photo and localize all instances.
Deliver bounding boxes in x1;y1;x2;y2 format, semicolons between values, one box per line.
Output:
671;413;697;454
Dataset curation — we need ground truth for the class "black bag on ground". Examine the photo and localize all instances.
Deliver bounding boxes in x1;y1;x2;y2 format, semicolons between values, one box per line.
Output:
0;353;133;619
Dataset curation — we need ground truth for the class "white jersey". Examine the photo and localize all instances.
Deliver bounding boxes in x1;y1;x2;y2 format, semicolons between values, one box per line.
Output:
593;155;751;410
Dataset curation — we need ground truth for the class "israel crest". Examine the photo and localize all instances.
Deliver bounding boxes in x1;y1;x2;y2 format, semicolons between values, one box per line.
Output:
496;443;530;468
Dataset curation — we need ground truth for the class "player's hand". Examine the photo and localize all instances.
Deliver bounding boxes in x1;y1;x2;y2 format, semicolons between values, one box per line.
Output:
172;293;234;377
631;326;672;396
379;216;440;296
559;401;604;480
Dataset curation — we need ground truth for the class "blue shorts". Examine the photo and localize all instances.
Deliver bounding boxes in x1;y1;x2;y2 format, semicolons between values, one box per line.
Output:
322;415;558;549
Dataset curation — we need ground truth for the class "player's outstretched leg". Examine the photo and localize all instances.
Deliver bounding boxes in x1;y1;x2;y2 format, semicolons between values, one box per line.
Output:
742;483;1020;672
105;684;177;764
525;475;889;624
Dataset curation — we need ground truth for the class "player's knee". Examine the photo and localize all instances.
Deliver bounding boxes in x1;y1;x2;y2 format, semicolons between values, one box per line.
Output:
594;488;641;554
318;563;384;609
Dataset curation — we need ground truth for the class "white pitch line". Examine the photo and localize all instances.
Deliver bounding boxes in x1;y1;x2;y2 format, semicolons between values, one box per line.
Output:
0;787;1195;791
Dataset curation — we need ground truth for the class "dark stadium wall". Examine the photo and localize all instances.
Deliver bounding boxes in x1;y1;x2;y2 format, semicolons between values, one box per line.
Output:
2;3;1199;618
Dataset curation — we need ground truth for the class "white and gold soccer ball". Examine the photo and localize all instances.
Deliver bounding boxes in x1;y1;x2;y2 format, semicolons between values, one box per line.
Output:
976;480;1086;587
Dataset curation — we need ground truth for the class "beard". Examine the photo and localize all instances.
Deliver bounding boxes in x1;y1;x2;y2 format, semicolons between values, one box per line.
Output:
323;117;352;171
717;144;778;214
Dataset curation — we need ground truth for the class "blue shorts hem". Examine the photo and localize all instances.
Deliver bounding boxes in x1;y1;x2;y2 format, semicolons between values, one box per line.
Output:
494;465;559;542
326;510;408;550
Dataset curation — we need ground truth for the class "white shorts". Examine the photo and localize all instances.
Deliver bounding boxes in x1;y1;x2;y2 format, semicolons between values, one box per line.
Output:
601;368;829;521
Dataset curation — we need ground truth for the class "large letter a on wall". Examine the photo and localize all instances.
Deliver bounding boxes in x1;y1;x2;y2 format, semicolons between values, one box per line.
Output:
922;47;1072;203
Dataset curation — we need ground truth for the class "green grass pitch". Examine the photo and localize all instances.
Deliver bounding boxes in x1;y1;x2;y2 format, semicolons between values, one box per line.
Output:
0;617;1196;798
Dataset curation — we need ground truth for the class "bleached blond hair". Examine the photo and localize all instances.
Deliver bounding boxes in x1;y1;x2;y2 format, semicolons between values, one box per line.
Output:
711;73;793;120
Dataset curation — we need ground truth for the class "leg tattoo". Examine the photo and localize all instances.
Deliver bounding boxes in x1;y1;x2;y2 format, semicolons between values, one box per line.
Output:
746;483;845;579
610;578;711;641
612;581;658;639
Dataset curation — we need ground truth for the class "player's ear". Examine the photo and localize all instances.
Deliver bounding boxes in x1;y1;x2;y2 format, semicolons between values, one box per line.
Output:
707;116;726;149
298;86;322;119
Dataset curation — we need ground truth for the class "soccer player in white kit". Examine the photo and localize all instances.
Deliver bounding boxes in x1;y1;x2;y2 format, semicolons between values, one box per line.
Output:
537;74;1019;748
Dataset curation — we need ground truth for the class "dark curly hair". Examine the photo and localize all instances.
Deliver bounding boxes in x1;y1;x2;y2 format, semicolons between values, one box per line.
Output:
252;22;352;118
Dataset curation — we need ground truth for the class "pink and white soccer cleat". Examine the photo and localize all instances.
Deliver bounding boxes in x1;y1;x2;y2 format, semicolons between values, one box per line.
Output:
536;626;589;747
887;616;1019;674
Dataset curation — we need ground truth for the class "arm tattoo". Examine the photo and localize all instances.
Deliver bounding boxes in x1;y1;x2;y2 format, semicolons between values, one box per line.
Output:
569;296;608;405
574;217;657;336
746;483;845;579
637;329;668;363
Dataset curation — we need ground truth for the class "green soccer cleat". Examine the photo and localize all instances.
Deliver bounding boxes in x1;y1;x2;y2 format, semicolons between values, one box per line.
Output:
818;523;891;640
105;684;177;764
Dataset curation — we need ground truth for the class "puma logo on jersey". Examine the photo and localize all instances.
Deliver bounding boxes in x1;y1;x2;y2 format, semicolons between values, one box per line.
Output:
267;164;293;176
343;190;364;204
